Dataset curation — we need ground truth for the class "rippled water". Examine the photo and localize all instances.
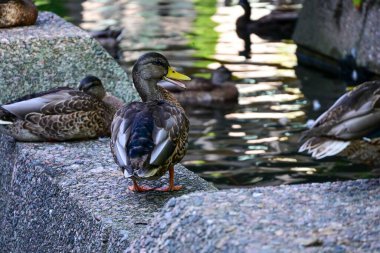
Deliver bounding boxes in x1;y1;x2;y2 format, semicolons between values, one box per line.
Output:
53;0;376;188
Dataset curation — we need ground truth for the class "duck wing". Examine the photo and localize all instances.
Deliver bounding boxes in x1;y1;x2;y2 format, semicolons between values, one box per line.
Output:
1;88;109;140
299;81;380;159
303;81;380;140
1;88;102;119
111;100;188;178
2;88;75;118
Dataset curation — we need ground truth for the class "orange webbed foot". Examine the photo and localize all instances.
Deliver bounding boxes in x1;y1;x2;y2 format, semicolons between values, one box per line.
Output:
155;185;183;192
128;180;155;192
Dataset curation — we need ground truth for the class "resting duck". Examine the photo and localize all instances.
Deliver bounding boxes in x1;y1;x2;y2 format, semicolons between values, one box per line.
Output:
236;0;298;57
161;66;239;106
0;0;38;28
0;76;121;141
110;52;190;192
90;27;122;59
299;80;380;166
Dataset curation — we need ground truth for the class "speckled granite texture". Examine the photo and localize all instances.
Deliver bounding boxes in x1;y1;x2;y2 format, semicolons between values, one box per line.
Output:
293;0;380;74
129;179;380;253
0;12;139;104
0;135;216;252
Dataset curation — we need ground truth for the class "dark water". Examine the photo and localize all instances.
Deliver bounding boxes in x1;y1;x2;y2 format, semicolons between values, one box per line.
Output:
53;0;375;188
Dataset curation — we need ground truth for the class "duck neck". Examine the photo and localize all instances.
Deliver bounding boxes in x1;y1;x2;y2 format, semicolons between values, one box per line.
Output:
241;1;251;20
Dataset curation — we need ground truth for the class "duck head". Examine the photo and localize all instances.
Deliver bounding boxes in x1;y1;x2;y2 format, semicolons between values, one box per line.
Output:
211;65;233;85
132;52;190;101
79;75;106;99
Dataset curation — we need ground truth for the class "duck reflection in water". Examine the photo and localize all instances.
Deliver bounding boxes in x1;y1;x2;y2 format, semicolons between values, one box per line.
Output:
236;0;298;58
159;65;239;107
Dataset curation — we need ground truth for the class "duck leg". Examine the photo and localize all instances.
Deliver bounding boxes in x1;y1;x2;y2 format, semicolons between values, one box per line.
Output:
156;166;183;192
128;179;155;192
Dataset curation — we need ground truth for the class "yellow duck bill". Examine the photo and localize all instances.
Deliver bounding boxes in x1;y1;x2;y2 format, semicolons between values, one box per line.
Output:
163;66;191;89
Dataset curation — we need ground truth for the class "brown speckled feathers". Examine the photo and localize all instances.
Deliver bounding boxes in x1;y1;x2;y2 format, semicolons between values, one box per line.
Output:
299;81;380;165
110;98;188;179
0;88;114;141
301;81;380;141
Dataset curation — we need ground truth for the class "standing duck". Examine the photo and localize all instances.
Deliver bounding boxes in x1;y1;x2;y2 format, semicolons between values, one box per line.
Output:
0;76;120;141
0;0;38;28
110;52;190;192
299;80;380;166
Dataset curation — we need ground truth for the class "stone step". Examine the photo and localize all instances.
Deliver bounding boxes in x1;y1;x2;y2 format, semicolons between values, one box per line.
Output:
129;178;380;253
0;137;216;252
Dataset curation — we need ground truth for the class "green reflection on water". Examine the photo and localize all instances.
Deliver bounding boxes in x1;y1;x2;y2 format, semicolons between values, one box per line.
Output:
188;0;218;68
34;0;69;20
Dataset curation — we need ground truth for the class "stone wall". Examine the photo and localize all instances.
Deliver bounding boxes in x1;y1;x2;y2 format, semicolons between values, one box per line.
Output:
293;0;380;75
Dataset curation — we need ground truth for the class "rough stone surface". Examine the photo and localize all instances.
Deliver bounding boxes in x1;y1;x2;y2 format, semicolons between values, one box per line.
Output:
0;135;216;252
293;0;380;74
0;12;139;104
129;179;380;253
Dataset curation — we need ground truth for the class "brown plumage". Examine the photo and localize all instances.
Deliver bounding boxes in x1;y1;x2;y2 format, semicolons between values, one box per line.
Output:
110;52;190;192
299;80;380;166
0;0;38;28
0;76;122;141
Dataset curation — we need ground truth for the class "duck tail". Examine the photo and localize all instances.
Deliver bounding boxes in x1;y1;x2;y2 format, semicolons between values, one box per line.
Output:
123;167;134;178
299;137;350;159
127;111;155;160
0;120;13;125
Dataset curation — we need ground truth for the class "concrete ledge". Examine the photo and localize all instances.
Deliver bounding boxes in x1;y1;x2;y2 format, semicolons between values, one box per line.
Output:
129;179;380;252
0;12;139;103
0;135;216;252
293;0;380;74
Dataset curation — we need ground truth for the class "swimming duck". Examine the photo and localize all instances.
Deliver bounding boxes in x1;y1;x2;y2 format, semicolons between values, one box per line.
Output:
0;0;38;28
110;52;190;192
299;80;380;166
90;27;122;59
161;66;239;106
0;76;120;141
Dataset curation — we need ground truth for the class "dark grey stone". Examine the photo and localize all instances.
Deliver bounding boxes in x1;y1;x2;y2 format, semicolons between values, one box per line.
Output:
0;136;216;252
293;0;380;74
129;179;380;253
0;12;139;104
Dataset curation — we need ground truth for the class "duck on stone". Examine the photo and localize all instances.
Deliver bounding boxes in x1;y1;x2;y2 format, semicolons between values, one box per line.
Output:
0;76;122;141
160;65;239;106
299;80;380;167
0;0;38;28
110;52;190;192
